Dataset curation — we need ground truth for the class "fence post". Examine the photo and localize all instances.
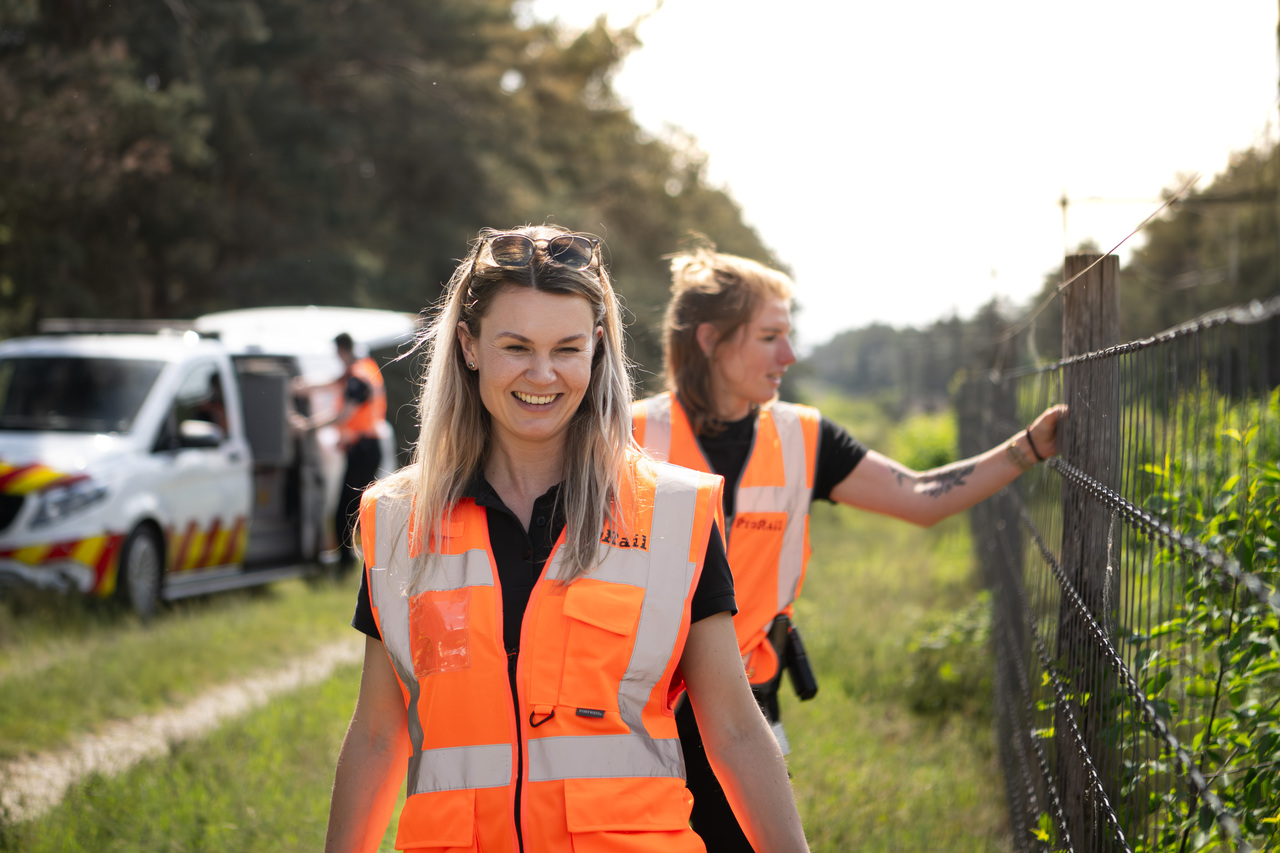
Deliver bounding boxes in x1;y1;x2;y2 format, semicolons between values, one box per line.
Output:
1056;253;1121;848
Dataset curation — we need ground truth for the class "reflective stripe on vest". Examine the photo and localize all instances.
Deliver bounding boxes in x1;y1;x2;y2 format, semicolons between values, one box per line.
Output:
634;392;818;681
737;402;811;612
365;458;714;799
636;392;674;461
368;508;508;794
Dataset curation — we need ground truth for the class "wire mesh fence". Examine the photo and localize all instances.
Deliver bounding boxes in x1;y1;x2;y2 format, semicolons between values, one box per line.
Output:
958;293;1280;853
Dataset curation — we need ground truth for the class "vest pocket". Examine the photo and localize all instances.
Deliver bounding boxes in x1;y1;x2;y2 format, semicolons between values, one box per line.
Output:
557;580;645;712
409;587;473;678
395;787;477;850
564;777;702;852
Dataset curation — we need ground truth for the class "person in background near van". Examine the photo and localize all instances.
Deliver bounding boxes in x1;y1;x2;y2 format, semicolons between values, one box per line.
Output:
294;332;386;571
194;374;228;434
633;246;1066;853
324;226;810;853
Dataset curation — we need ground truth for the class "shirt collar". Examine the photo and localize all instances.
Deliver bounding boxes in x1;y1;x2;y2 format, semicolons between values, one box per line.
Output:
462;473;564;515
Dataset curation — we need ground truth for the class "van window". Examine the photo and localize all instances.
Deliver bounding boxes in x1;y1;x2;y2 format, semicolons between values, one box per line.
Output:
0;356;164;434
154;362;229;450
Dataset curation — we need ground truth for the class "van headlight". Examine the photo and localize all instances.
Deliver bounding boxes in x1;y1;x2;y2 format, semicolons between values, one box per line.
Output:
31;478;109;529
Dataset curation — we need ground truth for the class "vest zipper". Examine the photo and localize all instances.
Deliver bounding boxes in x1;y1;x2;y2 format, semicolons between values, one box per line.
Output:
484;514;528;853
511;533;566;853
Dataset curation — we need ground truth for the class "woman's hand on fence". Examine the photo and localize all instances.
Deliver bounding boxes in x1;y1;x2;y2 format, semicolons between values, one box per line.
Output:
1027;404;1067;460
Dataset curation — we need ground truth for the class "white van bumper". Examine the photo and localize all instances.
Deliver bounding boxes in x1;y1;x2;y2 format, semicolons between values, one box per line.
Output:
0;556;97;594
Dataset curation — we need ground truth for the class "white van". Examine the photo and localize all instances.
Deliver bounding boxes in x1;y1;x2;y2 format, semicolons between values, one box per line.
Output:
0;328;329;615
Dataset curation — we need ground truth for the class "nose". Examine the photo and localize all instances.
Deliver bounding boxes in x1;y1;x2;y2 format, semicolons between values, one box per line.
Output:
779;337;797;366
526;352;556;384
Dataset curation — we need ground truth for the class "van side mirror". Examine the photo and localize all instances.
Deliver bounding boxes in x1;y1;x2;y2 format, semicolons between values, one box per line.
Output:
178;419;225;448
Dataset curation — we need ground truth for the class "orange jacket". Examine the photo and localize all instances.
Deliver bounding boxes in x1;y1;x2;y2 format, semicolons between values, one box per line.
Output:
340;356;386;446
633;393;819;686
360;451;723;852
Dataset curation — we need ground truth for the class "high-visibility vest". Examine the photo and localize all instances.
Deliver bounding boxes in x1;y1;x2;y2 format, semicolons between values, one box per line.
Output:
339;356;386;447
633;392;820;686
361;452;722;852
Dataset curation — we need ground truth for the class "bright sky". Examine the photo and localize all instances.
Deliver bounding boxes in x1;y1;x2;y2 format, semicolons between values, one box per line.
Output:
526;0;1280;347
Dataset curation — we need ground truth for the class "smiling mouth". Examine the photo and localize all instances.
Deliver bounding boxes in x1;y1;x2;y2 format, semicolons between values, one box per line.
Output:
514;391;558;405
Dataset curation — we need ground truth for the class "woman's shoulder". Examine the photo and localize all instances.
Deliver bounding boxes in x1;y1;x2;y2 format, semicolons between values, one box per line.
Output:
362;467;416;506
631;448;722;493
768;398;821;418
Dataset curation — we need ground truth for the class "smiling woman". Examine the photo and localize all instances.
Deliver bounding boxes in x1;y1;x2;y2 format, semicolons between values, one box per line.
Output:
457;287;601;501
323;225;811;853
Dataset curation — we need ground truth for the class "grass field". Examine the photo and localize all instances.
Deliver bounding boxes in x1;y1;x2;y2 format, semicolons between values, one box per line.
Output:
0;401;1012;851
0;573;359;760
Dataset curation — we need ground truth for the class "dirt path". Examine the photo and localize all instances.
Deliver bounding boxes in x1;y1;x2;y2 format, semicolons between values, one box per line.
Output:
0;635;364;823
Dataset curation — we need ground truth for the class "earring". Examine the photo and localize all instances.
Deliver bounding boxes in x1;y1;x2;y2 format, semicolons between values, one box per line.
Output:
468;361;476;370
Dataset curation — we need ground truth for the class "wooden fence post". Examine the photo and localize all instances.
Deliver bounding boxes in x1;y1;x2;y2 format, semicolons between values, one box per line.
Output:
1056;253;1121;848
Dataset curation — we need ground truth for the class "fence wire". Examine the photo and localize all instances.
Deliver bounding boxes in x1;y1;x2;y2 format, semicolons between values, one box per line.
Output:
959;296;1280;853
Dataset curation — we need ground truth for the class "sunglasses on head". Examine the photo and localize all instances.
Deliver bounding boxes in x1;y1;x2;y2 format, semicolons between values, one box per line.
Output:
482;232;600;271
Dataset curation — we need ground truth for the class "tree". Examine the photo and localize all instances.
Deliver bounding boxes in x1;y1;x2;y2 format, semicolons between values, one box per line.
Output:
1123;150;1280;338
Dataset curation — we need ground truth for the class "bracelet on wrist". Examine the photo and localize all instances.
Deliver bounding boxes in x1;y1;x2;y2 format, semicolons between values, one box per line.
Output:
1024;427;1045;462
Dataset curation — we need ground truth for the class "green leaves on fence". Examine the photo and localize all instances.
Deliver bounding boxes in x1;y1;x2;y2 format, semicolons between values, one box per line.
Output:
1119;391;1280;852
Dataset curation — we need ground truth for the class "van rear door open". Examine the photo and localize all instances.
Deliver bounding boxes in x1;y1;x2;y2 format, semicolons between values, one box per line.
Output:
233;355;325;568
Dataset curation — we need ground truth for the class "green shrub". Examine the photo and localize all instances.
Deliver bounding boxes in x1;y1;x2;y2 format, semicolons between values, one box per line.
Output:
889;409;958;472
906;590;993;717
1119;388;1280;852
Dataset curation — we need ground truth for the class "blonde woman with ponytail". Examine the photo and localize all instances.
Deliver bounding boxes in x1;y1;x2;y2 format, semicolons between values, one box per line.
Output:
325;226;810;853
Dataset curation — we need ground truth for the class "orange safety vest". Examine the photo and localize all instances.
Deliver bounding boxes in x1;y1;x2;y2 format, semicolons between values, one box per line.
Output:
633;392;819;687
361;451;723;853
340;356;386;447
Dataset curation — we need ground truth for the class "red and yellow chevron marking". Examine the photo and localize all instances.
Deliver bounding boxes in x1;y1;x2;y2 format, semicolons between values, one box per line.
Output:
222;517;249;565
196;517;222;568
169;520;198;572
0;532;125;596
166;516;248;573
0;462;83;496
0;514;249;596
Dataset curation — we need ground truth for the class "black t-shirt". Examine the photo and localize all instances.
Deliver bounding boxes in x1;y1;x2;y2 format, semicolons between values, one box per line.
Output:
344;372;371;406
350;479;735;649
697;410;868;519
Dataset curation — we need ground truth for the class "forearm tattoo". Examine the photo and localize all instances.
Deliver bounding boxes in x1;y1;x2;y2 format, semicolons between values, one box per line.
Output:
1006;439;1035;472
915;463;976;498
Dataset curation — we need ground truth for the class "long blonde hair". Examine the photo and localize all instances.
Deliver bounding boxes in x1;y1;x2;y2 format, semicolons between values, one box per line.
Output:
369;225;635;584
663;248;794;436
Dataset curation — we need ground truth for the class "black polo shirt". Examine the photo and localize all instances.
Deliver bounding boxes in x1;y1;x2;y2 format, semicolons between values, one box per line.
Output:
351;478;735;660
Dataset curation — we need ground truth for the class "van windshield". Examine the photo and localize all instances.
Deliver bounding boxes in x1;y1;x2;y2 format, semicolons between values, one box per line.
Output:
0;356;165;433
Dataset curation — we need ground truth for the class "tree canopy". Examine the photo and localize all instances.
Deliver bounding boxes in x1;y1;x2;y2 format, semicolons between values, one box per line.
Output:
6;3;1275;404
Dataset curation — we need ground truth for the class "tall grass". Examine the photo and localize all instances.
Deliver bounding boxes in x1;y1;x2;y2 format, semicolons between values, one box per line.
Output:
788;505;1009;851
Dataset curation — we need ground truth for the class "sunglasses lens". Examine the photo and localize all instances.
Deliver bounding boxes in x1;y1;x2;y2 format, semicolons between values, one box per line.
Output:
488;235;535;268
546;235;595;269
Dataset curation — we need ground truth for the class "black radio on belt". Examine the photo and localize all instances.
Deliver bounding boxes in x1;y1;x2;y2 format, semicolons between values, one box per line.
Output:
768;615;819;701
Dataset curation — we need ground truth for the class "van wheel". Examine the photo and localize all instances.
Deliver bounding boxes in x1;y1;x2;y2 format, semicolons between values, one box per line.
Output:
117;524;164;619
